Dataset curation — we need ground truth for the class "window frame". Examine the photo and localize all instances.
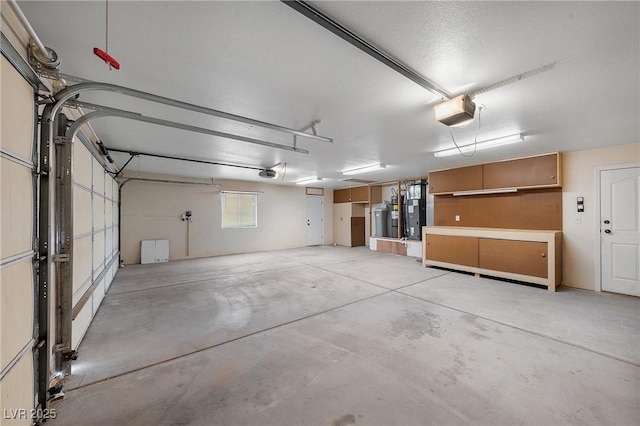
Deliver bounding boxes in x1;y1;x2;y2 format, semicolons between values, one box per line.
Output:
220;190;260;229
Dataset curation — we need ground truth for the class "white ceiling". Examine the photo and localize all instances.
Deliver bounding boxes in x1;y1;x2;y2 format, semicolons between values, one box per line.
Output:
18;1;640;188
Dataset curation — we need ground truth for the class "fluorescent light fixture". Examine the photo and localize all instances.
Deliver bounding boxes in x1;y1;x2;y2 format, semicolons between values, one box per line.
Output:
434;94;476;127
342;164;386;175
453;188;518;196
296;177;323;185
434;133;524;157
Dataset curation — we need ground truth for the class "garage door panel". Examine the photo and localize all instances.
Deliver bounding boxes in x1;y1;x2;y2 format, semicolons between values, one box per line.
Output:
106;199;113;228
72;236;92;294
73;186;92;236
105;176;113;200
0;260;33;371
106;230;113;261
71;301;92;351
1;57;34;160
93;231;105;275
92;277;105;315
92;159;104;196
72;141;92;189
93;195;105;232
113;226;119;251
0;351;34;426
0;159;33;259
113;180;118;202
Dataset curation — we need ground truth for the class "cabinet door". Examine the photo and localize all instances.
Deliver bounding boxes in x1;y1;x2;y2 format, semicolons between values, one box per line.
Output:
425;234;478;267
333;189;350;203
429;165;483;194
350;217;366;247
350;186;369;202
479;239;548;278
483;153;559;189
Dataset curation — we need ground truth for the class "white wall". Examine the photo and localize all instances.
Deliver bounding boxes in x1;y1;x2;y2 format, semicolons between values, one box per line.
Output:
121;175;333;264
562;143;640;290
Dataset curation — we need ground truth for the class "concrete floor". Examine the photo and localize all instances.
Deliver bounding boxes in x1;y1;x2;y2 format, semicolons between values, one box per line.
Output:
53;246;639;425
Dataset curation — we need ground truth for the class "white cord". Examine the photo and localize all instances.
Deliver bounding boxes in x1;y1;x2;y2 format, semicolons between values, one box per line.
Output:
448;106;483;157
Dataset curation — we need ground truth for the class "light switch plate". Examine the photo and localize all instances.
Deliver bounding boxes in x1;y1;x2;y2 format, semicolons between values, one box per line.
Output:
455;215;460;222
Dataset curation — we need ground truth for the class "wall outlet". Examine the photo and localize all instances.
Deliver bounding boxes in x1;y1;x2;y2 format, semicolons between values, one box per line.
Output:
455;215;460;222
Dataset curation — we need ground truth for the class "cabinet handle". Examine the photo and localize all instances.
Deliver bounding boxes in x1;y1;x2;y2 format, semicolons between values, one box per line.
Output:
426;242;430;245
541;253;546;258
550;176;555;179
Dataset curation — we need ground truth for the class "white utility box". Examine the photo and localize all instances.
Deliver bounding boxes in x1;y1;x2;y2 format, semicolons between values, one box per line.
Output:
141;239;169;264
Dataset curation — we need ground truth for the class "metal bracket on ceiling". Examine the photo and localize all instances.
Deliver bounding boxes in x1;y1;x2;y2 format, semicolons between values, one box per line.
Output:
299;119;321;136
112;152;138;178
28;40;60;80
293;119;323;149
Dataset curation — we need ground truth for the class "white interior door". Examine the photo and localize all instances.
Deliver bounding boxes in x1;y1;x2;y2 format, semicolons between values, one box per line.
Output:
306;196;323;246
601;166;640;296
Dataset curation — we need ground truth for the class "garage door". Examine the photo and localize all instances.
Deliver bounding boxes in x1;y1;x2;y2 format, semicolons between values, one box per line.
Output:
0;55;37;425
71;141;120;350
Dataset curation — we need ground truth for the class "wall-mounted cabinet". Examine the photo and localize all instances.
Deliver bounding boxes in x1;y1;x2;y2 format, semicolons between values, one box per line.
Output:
429;165;483;194
428;153;561;195
483;153;560;189
334;186;369;203
422;226;562;291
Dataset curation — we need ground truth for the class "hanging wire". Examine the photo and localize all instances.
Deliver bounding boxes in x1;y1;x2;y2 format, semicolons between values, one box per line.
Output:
448;106;483;157
105;0;111;70
280;163;287;182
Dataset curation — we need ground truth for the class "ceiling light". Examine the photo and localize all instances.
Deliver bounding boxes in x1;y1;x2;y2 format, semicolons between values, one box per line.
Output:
434;133;524;157
434;94;476;127
296;177;323;185
342;164;386;175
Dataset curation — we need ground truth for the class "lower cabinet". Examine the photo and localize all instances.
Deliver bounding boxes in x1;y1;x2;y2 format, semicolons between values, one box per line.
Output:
425;234;478;267
479;239;548;278
423;226;562;291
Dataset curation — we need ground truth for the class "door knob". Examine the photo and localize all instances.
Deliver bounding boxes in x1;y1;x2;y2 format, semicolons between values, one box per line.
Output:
604;229;611;234
541;253;546;258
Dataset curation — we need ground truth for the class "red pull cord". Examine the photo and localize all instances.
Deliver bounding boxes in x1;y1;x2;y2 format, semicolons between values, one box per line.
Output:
94;0;120;69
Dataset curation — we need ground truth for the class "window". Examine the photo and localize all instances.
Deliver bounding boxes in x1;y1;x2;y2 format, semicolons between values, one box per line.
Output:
221;191;259;228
